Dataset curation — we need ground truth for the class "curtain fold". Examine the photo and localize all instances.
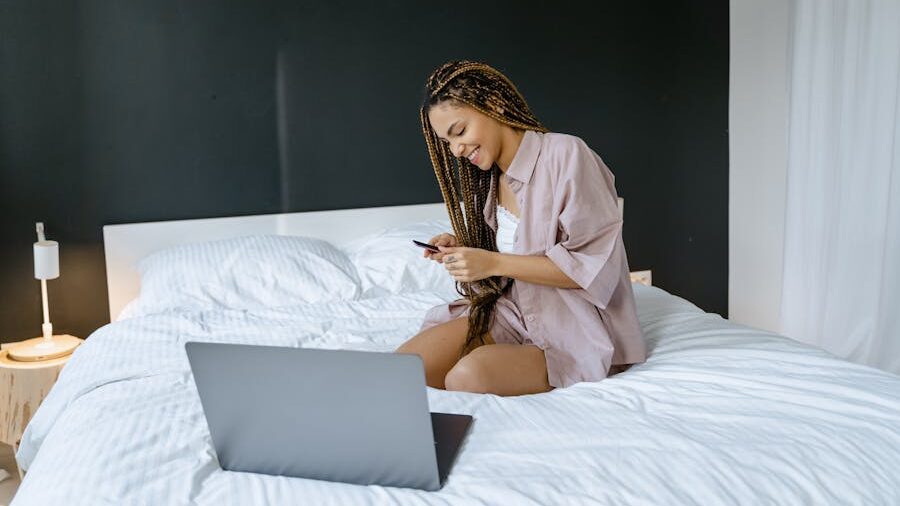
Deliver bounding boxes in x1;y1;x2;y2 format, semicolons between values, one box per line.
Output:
780;0;900;374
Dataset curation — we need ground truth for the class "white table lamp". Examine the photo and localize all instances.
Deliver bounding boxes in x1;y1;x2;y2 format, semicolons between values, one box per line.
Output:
7;223;81;362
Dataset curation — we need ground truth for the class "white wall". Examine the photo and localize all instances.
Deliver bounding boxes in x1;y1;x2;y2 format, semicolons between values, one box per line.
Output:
728;0;790;332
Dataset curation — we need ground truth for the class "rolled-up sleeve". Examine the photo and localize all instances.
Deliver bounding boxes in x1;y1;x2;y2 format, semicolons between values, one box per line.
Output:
545;138;623;310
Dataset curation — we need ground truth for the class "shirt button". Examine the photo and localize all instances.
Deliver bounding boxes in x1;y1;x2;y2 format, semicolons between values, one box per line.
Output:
526;315;535;322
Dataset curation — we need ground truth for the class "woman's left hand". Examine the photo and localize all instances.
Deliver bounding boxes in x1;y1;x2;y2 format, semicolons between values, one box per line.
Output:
437;246;500;282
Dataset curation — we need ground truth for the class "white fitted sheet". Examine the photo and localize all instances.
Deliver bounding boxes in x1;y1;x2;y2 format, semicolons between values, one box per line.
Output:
13;284;900;505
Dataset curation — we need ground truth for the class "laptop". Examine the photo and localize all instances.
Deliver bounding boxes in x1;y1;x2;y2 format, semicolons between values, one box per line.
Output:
184;341;473;491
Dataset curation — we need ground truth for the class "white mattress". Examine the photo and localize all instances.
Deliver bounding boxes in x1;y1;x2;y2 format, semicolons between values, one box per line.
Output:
13;284;900;505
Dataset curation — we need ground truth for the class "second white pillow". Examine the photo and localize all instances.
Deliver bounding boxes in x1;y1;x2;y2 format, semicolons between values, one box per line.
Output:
338;220;461;299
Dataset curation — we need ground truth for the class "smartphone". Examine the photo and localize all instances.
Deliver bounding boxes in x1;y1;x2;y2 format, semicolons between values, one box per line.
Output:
412;239;440;252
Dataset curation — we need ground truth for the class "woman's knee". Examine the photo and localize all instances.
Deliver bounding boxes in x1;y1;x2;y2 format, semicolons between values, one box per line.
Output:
444;348;491;393
394;339;416;354
393;328;434;354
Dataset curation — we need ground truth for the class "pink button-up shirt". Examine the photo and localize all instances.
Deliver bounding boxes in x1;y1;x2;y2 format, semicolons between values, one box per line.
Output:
420;130;646;388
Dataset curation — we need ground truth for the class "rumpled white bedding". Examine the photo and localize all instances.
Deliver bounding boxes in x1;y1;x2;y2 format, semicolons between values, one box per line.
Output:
13;284;900;505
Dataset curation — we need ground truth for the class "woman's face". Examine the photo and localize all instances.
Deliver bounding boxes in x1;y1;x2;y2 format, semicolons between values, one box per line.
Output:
427;101;503;171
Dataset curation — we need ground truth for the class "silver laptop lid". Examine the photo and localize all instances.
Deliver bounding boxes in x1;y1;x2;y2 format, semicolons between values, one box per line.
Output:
185;342;441;491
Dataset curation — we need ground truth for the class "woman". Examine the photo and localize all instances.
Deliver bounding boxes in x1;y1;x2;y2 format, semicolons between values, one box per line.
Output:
395;60;646;396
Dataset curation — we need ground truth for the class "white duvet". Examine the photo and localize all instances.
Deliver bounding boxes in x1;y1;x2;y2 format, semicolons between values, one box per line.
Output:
13;284;900;505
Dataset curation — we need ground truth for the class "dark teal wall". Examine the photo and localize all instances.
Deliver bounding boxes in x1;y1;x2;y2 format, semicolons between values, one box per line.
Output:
0;1;729;343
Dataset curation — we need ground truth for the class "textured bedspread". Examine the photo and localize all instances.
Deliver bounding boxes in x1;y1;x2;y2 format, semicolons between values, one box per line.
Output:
13;285;900;505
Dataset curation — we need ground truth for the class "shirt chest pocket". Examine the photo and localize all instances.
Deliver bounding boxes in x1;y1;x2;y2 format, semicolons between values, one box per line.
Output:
513;213;548;254
520;193;555;253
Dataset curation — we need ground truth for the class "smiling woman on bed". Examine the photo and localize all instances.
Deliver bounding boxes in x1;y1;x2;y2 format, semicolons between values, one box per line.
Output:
395;60;646;396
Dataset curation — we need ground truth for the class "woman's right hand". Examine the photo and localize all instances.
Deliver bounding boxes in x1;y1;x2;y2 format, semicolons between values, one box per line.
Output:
425;233;458;263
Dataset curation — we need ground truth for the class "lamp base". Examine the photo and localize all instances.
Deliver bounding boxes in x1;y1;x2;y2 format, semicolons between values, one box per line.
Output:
6;335;82;362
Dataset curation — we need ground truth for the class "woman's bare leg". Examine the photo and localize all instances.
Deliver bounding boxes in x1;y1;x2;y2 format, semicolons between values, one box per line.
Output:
444;344;553;396
395;317;493;389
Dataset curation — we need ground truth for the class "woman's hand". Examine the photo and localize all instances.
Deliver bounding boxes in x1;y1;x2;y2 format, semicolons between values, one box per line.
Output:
437;246;500;283
424;233;458;263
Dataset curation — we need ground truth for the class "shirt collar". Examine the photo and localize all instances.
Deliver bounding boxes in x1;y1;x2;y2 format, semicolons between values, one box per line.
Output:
481;130;543;232
504;129;542;184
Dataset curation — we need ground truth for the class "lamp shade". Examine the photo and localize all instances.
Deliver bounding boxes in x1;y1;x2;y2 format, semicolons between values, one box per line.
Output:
34;240;59;280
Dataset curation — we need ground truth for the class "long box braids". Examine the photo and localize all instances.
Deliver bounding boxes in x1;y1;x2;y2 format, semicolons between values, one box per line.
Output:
420;60;549;358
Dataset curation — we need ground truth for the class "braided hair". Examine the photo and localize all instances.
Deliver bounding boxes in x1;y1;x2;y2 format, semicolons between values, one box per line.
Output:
420;60;548;358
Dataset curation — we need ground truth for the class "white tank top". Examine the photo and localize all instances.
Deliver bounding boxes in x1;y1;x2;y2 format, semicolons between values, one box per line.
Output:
496;204;519;253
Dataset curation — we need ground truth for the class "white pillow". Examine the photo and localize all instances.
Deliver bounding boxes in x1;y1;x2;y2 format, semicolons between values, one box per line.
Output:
338;220;461;299
127;235;361;317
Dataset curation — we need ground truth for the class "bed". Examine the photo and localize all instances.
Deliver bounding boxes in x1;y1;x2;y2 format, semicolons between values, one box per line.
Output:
12;203;900;505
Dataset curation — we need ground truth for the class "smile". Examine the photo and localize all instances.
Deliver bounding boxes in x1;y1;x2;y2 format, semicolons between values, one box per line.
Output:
467;147;480;164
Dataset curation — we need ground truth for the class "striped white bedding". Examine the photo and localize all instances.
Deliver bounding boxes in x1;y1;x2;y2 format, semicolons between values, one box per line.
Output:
13;284;900;505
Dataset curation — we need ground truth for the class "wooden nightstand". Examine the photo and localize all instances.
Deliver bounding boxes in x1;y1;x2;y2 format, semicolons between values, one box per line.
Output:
0;337;83;480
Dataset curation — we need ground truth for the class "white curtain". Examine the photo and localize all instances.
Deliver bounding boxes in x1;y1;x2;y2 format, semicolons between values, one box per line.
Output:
780;0;900;374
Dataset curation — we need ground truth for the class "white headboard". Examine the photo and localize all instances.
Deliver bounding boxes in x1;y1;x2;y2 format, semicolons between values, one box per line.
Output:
102;198;624;322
